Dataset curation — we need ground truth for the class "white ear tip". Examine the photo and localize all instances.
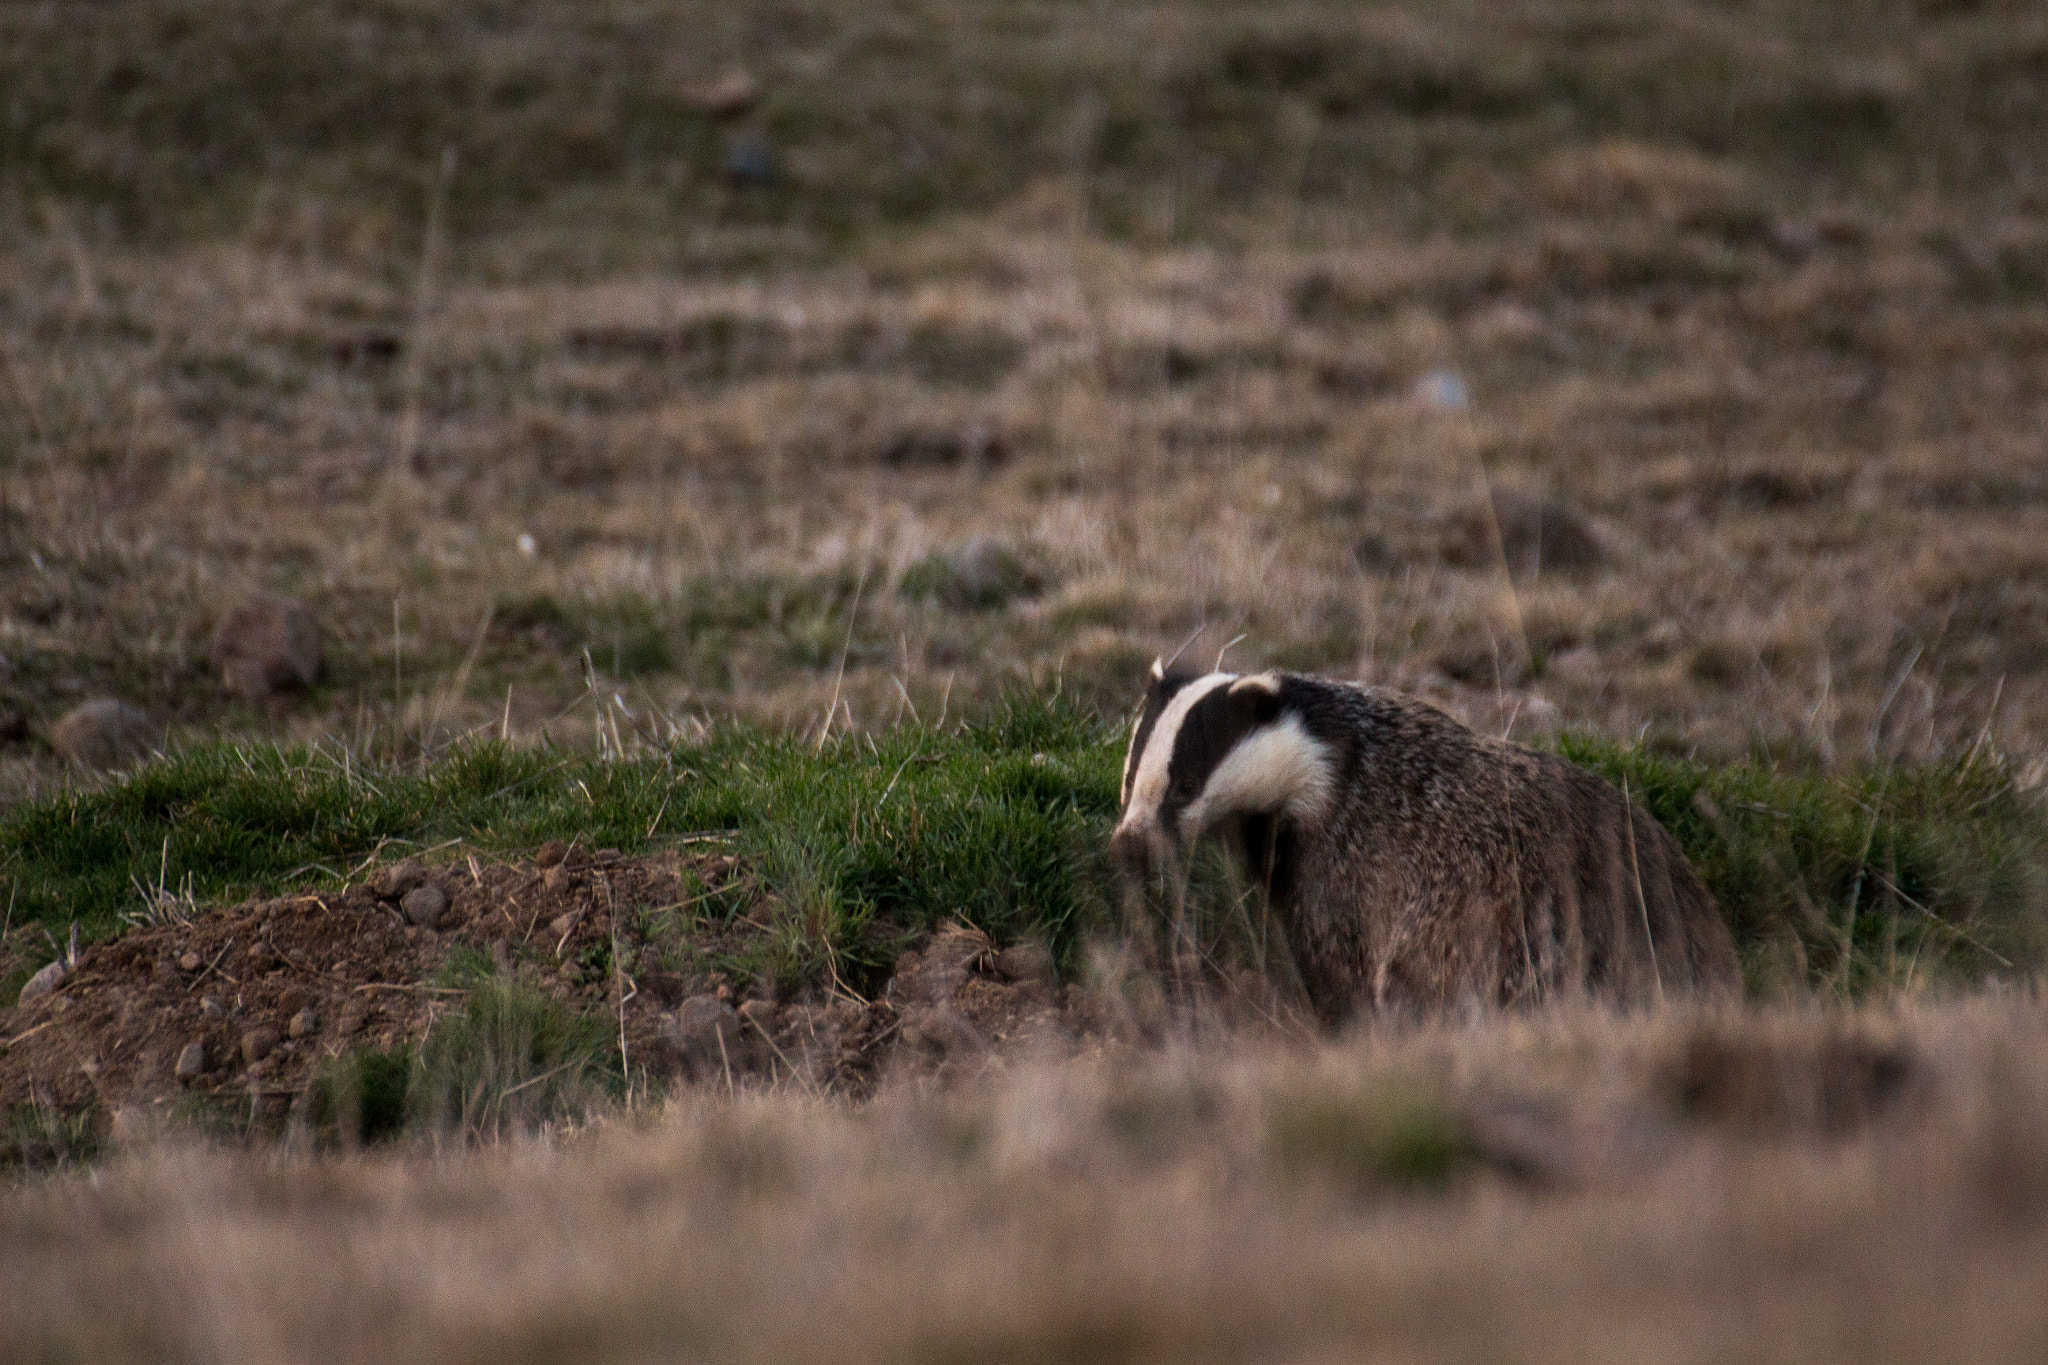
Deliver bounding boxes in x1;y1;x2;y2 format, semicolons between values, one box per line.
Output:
1229;671;1282;697
1150;657;1165;680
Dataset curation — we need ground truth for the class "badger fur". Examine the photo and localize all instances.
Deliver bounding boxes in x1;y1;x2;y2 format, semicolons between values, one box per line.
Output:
1110;664;1739;1023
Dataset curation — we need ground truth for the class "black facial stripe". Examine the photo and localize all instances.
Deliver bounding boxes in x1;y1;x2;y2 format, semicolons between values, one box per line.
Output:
1122;667;1201;807
1159;683;1270;827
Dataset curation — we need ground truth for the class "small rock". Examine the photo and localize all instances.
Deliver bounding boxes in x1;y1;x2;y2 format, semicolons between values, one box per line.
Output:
288;1007;318;1040
202;995;225;1019
1768;217;1823;263
178;950;201;972
277;987;309;1016
1413;369;1472;412
247;941;277;966
240;1027;281;1066
401;883;447;930
17;960;65;1005
50;698;157;769
337;1001;368;1035
678;69;760;118
175;1040;207;1082
542;865;572;894
993;942;1054;987
210;594;321;700
372;859;426;901
736;998;779;1031
535;840;570;868
666;993;744;1079
549;912;578;938
722;133;775;187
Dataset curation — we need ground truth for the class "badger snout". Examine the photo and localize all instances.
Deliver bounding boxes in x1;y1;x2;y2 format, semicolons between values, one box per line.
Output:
1108;821;1149;869
1109;820;1175;879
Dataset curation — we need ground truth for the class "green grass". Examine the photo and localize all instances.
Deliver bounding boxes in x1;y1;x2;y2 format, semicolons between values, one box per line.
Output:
2;697;2042;999
0;696;1125;986
1269;1080;1478;1194
308;979;613;1147
1561;737;2048;994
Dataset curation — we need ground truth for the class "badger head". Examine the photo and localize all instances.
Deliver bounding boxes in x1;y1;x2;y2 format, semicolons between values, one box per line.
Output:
1109;661;1334;873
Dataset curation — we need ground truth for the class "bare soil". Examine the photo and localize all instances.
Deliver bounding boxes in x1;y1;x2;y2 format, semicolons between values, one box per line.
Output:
0;849;1095;1134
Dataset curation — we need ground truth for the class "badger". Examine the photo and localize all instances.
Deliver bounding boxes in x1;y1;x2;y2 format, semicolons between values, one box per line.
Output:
1110;664;1739;1023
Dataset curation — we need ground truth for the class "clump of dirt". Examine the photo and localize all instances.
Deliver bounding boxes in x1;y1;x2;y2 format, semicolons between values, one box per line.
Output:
0;847;1150;1139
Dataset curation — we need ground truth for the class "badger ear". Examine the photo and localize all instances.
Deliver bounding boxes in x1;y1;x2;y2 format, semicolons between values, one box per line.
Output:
1149;656;1166;681
1229;671;1283;723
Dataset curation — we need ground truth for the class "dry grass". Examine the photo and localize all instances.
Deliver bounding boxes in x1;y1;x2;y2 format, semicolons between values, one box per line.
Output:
5;993;2048;1363
3;0;2047;805
4;1;2048;1353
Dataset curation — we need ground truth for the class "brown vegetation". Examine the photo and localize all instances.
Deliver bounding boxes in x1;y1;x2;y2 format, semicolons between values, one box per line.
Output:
2;0;2046;1355
3;1;2047;800
5;996;2048;1363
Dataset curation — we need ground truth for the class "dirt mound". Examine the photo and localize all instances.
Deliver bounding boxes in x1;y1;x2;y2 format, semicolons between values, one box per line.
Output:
0;851;1111;1135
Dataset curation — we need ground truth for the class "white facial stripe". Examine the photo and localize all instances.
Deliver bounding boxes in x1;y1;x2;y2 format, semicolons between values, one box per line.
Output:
1119;707;1146;806
1116;671;1236;832
1178;713;1333;838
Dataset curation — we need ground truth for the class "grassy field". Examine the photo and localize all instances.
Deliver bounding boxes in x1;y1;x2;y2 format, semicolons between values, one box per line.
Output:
3;0;2048;1358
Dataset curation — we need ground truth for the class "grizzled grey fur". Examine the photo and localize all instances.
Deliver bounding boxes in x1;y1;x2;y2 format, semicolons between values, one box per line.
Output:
1111;668;1739;1024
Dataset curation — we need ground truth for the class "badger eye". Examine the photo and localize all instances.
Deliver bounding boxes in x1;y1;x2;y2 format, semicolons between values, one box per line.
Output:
1172;776;1198;799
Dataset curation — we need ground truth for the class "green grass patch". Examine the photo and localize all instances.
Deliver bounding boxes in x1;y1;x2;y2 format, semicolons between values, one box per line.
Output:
1561;737;2048;995
408;982;615;1140
1269;1081;1476;1194
1;699;2042;1000
0;697;1124;988
309;982;611;1146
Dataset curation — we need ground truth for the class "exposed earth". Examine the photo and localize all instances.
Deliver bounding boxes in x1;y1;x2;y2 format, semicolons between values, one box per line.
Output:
0;845;1097;1142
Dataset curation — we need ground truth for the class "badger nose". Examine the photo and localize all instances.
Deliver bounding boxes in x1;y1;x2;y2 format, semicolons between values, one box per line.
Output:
1111;823;1173;877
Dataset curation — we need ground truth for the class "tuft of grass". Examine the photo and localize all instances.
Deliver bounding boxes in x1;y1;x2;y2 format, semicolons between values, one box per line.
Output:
309;982;610;1146
1;1101;99;1176
1268;1081;1476;1194
309;1047;414;1148
409;982;615;1141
